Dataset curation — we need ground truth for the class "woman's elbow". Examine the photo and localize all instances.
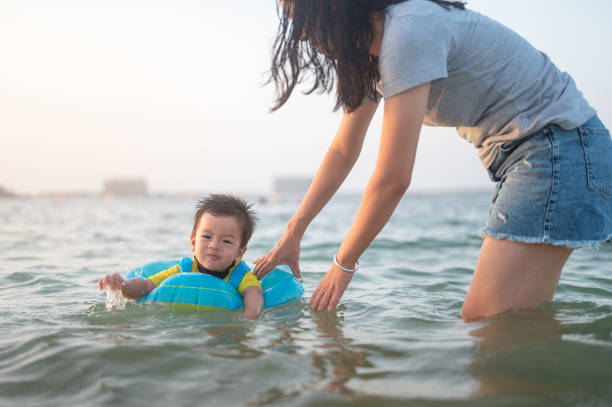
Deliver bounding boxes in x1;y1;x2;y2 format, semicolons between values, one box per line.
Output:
371;173;411;197
394;174;412;192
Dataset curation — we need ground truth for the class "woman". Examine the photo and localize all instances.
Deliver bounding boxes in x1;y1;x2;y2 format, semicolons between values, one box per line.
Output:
252;0;612;320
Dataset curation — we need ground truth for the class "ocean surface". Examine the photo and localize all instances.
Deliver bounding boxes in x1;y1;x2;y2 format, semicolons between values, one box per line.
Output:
1;192;611;407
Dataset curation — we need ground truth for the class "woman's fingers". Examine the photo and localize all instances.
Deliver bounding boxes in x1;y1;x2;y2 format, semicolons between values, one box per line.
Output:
315;290;333;311
309;285;321;306
327;292;343;312
253;236;302;280
288;261;303;282
259;257;302;281
253;255;274;279
310;271;331;310
255;256;302;281
310;284;331;311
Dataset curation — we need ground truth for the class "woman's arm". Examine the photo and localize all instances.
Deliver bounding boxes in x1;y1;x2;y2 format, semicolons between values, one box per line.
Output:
253;100;380;279
310;82;430;312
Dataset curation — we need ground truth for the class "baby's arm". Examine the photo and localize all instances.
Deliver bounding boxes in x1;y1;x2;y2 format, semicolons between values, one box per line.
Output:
241;286;263;319
98;273;155;300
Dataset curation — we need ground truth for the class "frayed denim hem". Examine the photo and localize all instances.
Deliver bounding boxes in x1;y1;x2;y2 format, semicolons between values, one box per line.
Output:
479;229;612;250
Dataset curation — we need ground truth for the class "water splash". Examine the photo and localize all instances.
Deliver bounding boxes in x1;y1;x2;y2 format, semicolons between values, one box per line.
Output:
105;287;127;310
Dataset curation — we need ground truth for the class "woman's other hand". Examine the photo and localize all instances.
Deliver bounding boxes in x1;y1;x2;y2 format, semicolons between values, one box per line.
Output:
310;264;354;312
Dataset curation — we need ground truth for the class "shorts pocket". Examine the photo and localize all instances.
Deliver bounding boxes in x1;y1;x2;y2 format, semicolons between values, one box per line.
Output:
580;127;612;199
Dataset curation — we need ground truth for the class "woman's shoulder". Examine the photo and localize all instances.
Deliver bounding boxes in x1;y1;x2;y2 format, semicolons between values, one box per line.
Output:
383;0;476;41
386;0;459;19
384;0;488;33
382;1;464;49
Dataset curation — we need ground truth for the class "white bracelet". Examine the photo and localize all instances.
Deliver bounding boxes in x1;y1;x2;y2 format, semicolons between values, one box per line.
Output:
333;254;359;273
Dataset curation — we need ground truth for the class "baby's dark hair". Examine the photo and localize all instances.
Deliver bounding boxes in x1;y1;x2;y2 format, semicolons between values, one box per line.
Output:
192;194;258;247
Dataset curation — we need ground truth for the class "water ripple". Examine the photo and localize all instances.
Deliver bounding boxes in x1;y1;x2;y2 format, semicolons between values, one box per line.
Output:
2;195;612;406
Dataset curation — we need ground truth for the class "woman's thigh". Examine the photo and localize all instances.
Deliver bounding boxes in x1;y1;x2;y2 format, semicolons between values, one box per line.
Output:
461;236;572;321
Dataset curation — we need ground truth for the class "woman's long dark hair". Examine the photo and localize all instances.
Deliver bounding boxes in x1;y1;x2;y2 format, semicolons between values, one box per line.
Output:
268;0;465;112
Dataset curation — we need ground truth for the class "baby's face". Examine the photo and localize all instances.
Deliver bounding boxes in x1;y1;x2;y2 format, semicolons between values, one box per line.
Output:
190;213;246;272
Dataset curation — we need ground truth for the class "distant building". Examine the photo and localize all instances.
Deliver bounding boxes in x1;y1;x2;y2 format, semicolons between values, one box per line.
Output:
273;176;312;197
0;185;16;198
103;178;148;196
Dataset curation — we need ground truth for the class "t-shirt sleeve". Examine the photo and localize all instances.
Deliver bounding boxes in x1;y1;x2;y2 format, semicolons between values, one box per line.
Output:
379;13;451;98
147;264;181;287
237;271;261;295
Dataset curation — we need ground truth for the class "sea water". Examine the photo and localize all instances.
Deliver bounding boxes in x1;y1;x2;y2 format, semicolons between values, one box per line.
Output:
1;192;611;406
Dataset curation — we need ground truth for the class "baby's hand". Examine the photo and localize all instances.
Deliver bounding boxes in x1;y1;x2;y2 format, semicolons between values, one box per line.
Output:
98;273;124;291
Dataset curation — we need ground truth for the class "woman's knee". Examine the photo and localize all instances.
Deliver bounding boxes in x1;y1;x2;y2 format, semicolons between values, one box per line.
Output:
461;294;506;322
460;300;482;322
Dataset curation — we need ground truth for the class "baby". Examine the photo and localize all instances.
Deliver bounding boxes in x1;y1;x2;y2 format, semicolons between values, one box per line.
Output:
98;194;263;319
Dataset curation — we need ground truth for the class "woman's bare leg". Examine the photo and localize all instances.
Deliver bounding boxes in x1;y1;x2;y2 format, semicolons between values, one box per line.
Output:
461;237;572;321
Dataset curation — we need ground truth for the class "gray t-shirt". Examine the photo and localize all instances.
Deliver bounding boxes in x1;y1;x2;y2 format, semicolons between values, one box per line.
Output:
378;0;596;168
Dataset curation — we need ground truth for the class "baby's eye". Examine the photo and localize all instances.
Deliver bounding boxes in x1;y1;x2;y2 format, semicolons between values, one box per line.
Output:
201;234;211;239
222;239;233;245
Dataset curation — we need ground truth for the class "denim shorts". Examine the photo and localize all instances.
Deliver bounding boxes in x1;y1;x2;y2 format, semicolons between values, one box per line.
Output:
480;115;612;249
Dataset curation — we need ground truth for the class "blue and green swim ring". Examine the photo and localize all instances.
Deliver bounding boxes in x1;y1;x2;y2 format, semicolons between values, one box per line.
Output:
123;257;304;311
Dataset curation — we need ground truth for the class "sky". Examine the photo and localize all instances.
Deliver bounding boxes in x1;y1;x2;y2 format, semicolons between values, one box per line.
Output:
1;0;611;195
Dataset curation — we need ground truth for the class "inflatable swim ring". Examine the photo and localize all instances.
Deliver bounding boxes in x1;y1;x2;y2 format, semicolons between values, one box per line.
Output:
124;258;304;311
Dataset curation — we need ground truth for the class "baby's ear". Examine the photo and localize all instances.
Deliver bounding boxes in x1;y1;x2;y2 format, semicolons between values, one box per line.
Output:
190;234;196;251
238;245;247;259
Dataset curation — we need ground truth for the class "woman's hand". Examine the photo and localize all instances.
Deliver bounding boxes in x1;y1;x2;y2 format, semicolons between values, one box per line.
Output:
310;264;354;312
253;103;379;282
253;232;302;281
